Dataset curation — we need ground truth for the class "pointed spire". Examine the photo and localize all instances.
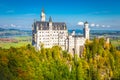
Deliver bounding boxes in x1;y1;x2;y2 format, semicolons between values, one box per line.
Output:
49;16;52;22
41;8;46;22
42;8;44;13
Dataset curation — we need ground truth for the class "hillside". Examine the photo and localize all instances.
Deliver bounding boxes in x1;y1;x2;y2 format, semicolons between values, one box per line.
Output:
0;38;120;80
0;28;31;38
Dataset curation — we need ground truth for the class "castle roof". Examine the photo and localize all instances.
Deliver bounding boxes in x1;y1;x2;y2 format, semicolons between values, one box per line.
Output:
84;21;88;24
35;21;67;30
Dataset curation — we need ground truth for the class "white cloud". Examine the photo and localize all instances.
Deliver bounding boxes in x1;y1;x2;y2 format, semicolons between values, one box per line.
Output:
10;24;16;27
102;25;105;27
90;23;95;27
96;24;99;27
78;21;84;26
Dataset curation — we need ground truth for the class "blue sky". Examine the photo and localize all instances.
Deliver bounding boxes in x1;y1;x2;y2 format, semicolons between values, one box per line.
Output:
0;0;120;30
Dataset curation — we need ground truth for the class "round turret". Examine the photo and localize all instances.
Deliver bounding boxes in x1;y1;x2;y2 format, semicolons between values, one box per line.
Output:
84;21;89;28
83;21;90;40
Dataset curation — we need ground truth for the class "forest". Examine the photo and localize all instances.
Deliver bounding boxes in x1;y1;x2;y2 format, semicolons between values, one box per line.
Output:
0;38;120;80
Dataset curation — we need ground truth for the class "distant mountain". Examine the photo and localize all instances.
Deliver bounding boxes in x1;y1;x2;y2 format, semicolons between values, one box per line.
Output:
0;27;120;38
0;27;21;31
0;27;32;38
8;28;20;31
0;27;5;31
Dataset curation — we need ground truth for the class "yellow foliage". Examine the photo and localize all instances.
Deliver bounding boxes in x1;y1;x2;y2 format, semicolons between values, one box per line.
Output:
0;56;9;65
109;70;113;77
104;43;110;50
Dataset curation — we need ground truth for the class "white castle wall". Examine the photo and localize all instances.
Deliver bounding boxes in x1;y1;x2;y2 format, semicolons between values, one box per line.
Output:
32;9;90;57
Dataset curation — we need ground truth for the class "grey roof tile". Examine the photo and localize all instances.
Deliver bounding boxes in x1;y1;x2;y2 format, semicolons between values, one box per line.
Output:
35;21;67;30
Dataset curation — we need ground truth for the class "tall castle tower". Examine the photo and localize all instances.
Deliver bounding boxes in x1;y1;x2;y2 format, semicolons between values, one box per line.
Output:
83;21;90;40
41;8;46;21
49;16;52;30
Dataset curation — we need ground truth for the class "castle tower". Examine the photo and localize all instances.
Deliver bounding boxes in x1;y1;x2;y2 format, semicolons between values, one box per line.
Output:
41;8;46;21
83;21;90;40
49;16;52;30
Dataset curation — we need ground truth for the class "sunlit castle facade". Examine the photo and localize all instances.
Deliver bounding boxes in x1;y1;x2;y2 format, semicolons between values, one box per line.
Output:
32;9;68;50
32;9;90;57
65;22;90;57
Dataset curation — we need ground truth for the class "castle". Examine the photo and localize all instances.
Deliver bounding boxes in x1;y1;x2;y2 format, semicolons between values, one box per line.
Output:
32;9;90;57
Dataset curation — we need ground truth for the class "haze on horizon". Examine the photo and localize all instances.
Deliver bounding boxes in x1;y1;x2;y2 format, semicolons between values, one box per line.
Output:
0;0;120;30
